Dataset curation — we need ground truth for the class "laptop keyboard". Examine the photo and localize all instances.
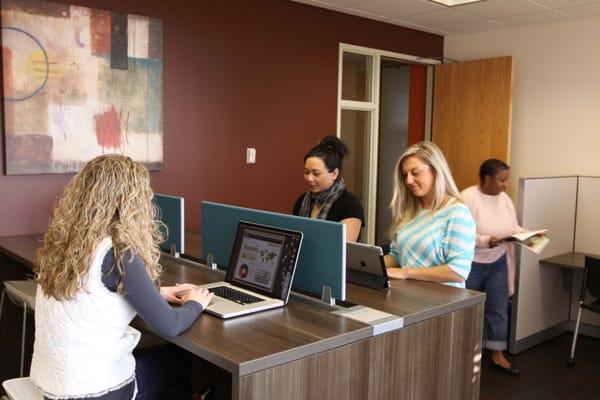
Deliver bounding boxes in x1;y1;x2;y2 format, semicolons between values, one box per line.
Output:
209;286;263;305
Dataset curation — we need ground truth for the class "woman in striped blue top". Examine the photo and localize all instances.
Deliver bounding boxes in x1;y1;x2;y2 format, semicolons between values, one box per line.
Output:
384;142;476;288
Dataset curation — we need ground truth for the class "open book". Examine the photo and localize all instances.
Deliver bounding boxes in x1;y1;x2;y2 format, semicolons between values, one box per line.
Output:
505;229;549;255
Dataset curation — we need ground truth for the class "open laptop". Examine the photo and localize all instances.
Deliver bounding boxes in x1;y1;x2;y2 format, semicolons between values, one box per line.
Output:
200;221;303;319
346;242;390;290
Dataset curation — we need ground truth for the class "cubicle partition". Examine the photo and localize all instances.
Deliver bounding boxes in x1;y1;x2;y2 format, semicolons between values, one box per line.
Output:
201;201;347;301
154;193;185;256
511;176;600;353
574;177;600;253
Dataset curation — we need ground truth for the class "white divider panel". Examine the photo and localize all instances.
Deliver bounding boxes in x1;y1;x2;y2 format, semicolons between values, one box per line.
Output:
575;177;600;254
514;177;577;343
573;177;600;326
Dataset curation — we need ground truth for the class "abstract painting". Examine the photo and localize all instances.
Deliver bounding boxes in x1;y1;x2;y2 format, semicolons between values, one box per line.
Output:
1;0;163;174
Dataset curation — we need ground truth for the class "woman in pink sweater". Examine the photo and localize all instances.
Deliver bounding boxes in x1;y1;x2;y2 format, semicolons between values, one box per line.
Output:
461;159;525;377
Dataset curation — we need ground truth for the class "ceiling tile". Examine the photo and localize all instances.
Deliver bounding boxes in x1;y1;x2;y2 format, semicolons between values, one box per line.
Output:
492;9;572;25
308;0;364;6
341;6;393;22
530;0;600;8
389;18;450;35
292;0;600;36
442;19;507;34
292;0;360;15
455;0;547;18
354;0;445;18
400;8;478;28
558;1;600;16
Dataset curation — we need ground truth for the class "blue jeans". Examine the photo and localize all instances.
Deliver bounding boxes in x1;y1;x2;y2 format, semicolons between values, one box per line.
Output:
135;344;192;400
466;254;509;351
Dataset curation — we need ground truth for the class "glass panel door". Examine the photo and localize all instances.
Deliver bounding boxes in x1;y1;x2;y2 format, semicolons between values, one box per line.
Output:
340;110;372;239
342;52;373;102
339;49;377;243
338;44;437;244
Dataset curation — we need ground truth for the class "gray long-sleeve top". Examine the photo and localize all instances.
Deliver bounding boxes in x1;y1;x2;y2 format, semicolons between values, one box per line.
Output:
101;249;203;337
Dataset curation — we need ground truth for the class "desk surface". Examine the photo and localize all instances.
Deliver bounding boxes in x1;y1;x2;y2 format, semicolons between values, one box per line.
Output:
0;234;484;377
540;251;600;270
181;230;483;324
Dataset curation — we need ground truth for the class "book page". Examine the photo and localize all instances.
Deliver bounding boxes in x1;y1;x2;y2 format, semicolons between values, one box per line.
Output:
521;234;550;255
511;229;548;242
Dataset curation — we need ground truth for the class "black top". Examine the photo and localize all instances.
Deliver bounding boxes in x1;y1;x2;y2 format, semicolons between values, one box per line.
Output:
292;189;365;226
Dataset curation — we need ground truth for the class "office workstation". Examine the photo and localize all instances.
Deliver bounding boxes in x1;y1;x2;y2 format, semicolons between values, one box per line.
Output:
1;195;484;398
510;176;600;354
3;1;600;399
0;228;485;399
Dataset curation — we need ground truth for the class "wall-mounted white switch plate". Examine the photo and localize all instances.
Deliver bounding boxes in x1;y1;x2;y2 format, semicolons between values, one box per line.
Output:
246;148;256;164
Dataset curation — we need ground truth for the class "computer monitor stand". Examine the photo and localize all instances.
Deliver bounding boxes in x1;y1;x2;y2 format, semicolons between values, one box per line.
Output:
321;285;335;306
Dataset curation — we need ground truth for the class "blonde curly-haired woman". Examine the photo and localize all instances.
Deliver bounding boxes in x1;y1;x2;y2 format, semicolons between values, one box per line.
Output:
30;155;213;400
384;141;476;288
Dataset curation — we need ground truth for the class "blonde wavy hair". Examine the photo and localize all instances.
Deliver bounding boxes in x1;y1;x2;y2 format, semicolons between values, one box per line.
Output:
35;155;164;300
389;141;462;238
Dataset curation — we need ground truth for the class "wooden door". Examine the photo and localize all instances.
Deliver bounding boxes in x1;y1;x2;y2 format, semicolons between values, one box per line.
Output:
432;56;513;190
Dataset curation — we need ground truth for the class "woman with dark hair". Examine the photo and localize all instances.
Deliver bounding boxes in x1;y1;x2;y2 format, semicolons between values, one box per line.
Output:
292;136;364;242
461;158;525;376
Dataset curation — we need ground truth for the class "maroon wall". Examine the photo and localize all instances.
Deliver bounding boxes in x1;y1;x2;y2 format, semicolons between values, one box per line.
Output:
0;0;443;236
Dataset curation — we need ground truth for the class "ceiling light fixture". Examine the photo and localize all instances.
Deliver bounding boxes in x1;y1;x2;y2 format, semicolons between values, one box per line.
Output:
428;0;486;6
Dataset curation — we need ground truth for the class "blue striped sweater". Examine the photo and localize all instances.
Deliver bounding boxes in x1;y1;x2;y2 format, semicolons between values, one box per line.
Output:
389;201;476;288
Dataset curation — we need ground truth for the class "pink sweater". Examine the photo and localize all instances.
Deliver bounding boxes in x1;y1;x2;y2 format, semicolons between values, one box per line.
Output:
461;185;525;264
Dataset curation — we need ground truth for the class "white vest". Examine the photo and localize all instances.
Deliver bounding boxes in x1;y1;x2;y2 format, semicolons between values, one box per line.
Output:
31;237;141;399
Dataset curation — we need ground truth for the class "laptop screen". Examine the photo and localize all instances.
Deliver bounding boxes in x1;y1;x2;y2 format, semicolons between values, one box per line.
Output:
225;221;303;301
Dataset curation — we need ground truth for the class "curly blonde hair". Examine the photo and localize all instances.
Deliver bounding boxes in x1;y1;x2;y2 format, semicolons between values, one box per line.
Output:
389;141;462;238
35;155;164;300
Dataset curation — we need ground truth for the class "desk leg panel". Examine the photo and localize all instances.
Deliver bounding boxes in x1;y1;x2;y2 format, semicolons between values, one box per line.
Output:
236;340;368;400
237;303;483;400
367;303;483;400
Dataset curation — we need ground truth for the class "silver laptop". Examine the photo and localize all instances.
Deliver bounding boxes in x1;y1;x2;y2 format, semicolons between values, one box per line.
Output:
200;221;303;319
346;242;390;290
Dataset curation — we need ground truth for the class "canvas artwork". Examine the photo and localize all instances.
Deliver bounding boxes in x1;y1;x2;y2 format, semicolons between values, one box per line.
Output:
1;0;163;174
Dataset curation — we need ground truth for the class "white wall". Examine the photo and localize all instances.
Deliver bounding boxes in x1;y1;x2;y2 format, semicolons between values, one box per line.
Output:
445;17;600;197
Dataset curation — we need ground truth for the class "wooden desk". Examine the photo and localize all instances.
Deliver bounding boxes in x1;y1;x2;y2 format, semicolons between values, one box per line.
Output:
538;251;600;341
1;235;484;400
541;252;590;270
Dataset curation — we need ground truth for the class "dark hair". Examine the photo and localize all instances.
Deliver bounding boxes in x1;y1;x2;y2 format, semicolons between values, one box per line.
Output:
479;158;509;183
304;136;349;173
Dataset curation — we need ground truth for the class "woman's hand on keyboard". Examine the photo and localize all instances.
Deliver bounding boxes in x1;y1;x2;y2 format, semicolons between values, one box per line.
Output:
181;287;214;310
160;283;199;305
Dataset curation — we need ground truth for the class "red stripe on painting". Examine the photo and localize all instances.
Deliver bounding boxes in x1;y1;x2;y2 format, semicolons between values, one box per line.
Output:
94;106;126;150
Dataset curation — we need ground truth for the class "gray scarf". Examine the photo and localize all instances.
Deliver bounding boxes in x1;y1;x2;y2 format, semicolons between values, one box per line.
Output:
298;177;345;220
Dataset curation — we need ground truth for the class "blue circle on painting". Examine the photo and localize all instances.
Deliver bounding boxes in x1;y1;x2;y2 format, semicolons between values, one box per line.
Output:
2;26;50;102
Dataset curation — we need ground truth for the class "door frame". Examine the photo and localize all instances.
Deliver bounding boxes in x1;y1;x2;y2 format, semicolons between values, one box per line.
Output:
337;43;439;243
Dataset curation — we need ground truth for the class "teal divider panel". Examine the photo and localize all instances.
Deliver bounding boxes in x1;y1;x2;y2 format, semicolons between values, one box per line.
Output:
154;193;185;255
201;201;346;300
